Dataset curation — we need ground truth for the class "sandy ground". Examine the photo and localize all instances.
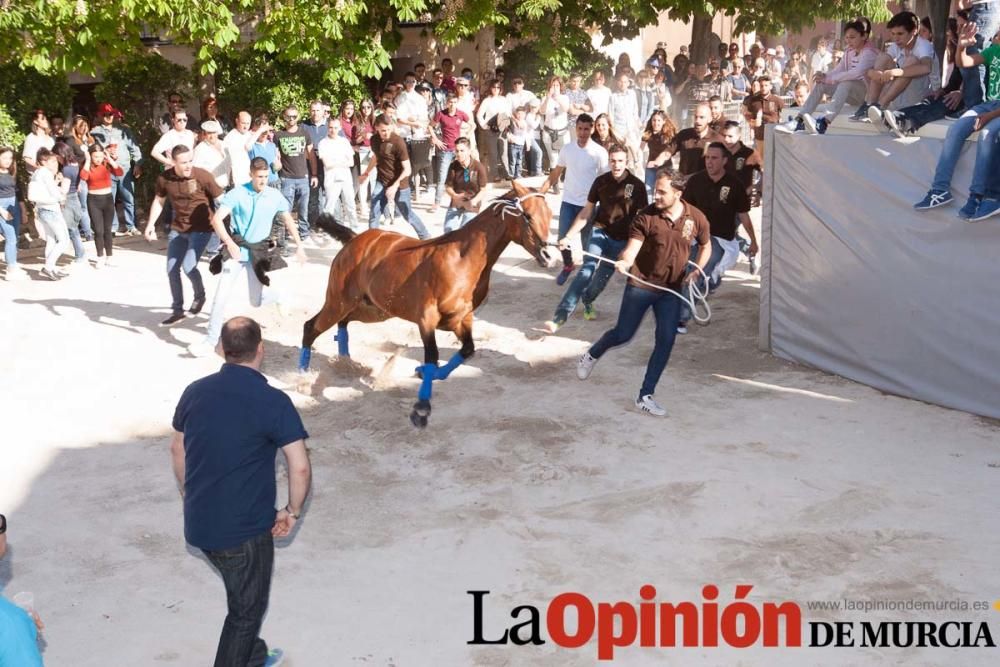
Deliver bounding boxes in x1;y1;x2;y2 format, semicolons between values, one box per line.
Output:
1;185;998;666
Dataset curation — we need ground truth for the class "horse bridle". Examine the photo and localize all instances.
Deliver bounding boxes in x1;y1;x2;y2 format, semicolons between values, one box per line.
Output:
491;192;550;253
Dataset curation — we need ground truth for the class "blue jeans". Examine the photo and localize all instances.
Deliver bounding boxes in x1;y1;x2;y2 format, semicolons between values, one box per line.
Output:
930;100;1000;197
644;167;658;197
202;530;274;667
280;177;310;240
368;181;430;239
62;194;87;260
443;207;476;233
527;138;543;175
963;2;1000;110
554;225;625;321
77;180;93;240
900;97;957;131
0;196;20;267
558;202;587;267
110;170;137;232
680;239;722;322
167;230;211;314
435;150;454;205
508;143;525;180
589;284;683;398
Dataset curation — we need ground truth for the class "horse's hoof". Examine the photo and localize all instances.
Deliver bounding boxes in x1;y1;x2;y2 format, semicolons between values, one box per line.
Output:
413;399;432;416
409;411;429;428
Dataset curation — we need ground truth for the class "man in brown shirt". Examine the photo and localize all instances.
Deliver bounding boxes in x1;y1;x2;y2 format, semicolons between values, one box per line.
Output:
667;103;722;177
743;75;784;155
442;137;489;233
576;168;711;417
144;144;225;326
360;114;430;239
545;143;648;330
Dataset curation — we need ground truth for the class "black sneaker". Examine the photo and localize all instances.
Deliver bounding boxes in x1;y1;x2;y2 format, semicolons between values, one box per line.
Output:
848;103;870;122
189;297;206;315
160;312;186;327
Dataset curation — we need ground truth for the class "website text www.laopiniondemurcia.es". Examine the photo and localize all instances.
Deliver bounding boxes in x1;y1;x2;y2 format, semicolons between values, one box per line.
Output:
468;586;998;660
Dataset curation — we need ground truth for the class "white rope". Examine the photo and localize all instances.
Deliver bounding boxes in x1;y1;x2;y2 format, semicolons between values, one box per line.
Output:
575;248;712;324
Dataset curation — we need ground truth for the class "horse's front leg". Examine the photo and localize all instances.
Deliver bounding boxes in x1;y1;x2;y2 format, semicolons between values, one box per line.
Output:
411;325;440;428
436;313;475;380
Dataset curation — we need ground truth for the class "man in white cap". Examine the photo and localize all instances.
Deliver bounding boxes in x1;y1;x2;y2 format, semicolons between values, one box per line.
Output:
193;120;231;190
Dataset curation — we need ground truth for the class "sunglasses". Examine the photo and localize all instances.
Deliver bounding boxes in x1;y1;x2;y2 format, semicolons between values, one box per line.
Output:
169;99;182;104
175;117;188;122
286;115;298;121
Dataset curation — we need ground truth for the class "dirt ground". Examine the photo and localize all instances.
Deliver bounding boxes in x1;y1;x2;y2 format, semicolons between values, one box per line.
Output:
2;186;998;666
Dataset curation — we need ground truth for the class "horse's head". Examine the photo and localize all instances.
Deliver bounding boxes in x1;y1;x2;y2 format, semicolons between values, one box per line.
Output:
508;180;557;268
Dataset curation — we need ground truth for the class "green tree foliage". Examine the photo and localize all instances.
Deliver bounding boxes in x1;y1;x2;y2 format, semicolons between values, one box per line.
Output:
0;0;894;82
0;64;73;131
94;53;192;146
0;105;25;151
502;41;613;93
211;51;369;120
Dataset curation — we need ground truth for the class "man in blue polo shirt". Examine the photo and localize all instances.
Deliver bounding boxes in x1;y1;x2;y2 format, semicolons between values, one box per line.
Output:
172;316;312;667
189;157;307;357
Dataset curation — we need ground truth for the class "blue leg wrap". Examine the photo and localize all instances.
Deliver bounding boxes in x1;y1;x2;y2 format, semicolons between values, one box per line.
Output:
435;352;466;380
417;363;437;401
298;347;312;371
336;325;350;357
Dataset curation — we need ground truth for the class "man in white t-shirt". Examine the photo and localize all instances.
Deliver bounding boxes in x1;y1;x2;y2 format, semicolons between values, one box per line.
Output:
810;38;833;76
587;71;612;118
542;113;610;285
394;73;428;141
852;11;934;122
152;109;197;168
222;111;271;187
316;117;359;230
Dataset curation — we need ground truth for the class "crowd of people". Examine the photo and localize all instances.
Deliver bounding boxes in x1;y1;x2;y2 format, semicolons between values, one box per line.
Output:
1;6;997;368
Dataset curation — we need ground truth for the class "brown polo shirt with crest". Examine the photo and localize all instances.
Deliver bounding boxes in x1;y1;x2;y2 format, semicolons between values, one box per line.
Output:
668;127;722;177
155;166;224;233
587;170;649;241
628;201;710;292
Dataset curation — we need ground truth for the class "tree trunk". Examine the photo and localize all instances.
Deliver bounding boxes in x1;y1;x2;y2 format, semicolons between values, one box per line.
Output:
690;13;714;65
477;24;497;81
928;0;950;69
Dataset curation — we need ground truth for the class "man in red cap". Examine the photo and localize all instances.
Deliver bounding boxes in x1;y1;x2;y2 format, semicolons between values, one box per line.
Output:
91;102;144;236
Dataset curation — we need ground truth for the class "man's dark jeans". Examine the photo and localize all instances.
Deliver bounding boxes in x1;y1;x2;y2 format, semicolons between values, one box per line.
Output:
203;530;274;667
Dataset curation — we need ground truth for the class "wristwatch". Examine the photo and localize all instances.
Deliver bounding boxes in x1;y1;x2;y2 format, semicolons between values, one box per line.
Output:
0;513;6;535
284;505;300;519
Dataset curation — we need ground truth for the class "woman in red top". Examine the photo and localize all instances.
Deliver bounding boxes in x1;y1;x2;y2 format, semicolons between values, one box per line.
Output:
80;143;123;266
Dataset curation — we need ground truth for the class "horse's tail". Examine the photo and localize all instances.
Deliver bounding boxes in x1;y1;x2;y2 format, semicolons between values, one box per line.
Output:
315;213;357;244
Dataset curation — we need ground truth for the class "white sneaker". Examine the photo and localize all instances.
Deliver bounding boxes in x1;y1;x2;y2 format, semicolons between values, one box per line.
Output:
104;257;114;268
774;118;800;134
188;338;219;358
4;266;27;281
635;394;667;417
577;352;598;380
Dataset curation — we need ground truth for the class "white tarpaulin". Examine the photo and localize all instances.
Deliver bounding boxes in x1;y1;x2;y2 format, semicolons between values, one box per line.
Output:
759;125;1000;419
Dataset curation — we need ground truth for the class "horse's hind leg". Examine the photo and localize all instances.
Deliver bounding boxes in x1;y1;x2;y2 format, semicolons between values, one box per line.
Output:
301;301;355;371
411;324;440;428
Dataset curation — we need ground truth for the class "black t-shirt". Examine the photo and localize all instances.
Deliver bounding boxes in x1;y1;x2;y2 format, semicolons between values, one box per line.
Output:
274;127;312;180
668;128;721;177
726;143;762;192
0;172;17;200
681;170;751;241
586;171;649;241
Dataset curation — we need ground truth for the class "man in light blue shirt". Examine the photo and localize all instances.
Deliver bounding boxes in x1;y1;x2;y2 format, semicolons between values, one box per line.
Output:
0;514;44;666
188;157;307;357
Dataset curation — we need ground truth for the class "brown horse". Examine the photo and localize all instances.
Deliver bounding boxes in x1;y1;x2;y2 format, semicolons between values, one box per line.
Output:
300;180;555;427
